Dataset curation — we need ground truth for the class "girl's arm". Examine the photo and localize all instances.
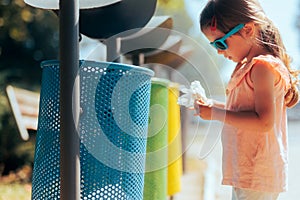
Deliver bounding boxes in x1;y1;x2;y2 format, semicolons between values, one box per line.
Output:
211;99;225;109
195;62;276;132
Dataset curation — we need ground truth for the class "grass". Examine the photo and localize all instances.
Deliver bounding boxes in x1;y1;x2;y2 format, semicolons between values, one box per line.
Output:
0;164;32;200
0;183;31;200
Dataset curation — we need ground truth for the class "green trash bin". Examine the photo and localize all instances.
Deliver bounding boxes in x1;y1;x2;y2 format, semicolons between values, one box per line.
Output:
143;77;170;200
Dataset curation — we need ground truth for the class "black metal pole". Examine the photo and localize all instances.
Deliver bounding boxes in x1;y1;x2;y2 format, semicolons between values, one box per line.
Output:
59;0;80;199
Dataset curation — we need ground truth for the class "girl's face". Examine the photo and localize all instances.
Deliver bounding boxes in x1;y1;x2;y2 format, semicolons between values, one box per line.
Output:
202;26;253;63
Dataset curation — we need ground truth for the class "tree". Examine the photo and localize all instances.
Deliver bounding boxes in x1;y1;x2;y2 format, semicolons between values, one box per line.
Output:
0;0;59;175
0;0;59;88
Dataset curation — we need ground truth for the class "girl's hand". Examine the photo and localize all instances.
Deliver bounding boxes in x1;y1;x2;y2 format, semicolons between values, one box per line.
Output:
194;99;213;120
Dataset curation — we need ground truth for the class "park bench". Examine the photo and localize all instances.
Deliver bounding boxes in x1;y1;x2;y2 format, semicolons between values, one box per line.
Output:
5;85;39;141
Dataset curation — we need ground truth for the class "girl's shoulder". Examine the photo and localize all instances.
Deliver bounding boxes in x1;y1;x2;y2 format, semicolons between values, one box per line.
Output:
250;54;283;67
227;54;289;92
230;54;282;81
250;54;288;77
249;54;290;88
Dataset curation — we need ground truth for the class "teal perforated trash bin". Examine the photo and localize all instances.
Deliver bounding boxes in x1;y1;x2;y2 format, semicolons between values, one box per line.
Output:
31;60;154;200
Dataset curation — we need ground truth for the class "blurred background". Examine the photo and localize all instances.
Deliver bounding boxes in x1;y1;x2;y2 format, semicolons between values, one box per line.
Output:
0;0;299;199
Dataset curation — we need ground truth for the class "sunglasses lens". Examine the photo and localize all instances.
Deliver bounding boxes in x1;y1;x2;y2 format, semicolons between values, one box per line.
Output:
215;41;227;50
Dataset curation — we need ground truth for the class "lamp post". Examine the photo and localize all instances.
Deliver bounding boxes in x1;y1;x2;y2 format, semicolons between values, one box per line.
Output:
59;0;80;199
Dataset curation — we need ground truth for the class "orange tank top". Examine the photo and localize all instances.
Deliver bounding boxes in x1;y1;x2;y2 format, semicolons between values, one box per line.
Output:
222;55;291;192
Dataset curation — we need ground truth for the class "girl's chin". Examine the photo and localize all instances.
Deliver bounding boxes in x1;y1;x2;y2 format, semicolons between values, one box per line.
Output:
227;56;236;62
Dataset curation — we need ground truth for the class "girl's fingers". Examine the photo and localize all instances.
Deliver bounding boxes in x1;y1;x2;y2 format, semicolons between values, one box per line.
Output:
196;99;205;105
196;99;213;107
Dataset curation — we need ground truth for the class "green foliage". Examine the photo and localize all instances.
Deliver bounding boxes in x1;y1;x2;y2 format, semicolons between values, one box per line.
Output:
158;0;185;11
0;0;58;174
157;0;193;35
0;0;59;86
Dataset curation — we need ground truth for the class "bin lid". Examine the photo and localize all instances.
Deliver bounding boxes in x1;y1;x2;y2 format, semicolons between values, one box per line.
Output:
79;0;157;39
151;77;170;87
40;60;155;77
24;0;121;9
145;44;194;69
120;16;173;55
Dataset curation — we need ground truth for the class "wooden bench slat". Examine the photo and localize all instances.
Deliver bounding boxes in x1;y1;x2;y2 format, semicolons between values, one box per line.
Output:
23;116;39;130
6;85;39;141
19;104;39;118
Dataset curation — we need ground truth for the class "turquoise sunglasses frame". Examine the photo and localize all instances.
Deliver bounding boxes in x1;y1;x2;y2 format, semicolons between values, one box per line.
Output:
210;24;245;50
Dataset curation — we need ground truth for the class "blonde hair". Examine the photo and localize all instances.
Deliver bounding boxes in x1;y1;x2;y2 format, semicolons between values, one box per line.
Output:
200;0;299;107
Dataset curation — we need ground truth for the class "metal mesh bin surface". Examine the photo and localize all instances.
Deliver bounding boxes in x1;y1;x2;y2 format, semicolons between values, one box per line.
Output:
31;60;154;200
143;78;169;200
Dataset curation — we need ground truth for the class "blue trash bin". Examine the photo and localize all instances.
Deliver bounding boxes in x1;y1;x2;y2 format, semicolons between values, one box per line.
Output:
31;60;154;200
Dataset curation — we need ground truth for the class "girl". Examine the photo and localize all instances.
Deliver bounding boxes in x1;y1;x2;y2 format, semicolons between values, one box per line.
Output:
194;0;299;199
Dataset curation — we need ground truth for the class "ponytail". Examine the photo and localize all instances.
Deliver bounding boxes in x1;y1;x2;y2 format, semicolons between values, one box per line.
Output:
285;84;299;108
258;17;300;108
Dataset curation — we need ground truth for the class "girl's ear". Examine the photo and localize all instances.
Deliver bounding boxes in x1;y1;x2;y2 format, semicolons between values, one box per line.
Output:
242;22;256;37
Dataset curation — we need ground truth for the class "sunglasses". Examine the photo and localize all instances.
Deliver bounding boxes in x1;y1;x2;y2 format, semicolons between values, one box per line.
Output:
210;24;245;50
